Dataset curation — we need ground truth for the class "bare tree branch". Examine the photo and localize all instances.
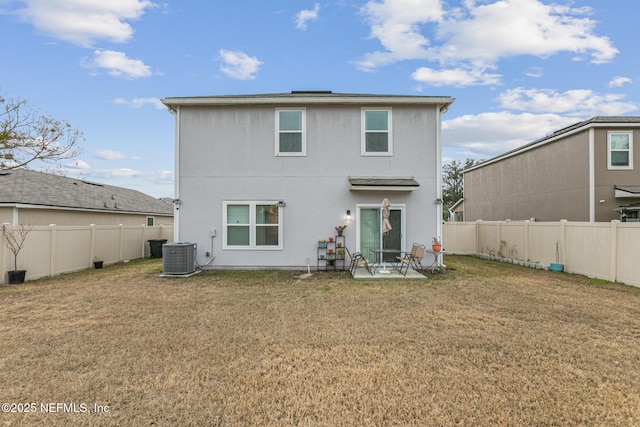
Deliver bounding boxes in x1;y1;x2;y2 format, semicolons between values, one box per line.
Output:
1;93;83;170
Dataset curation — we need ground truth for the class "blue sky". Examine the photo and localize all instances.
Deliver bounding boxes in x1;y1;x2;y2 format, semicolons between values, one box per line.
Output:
1;0;637;198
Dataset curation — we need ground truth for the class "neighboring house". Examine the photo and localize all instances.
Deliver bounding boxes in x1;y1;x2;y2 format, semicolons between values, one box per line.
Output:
449;198;464;222
162;91;454;269
0;169;174;226
462;117;640;222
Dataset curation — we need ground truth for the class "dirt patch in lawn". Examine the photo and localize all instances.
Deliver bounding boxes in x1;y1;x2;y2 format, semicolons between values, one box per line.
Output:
1;256;639;426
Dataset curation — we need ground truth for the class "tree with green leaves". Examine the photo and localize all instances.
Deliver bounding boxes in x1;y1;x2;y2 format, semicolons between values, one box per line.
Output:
442;158;481;220
1;92;83;170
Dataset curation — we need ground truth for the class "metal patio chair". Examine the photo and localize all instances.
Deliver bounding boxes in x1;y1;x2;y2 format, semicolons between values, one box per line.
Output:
396;243;426;276
345;246;372;275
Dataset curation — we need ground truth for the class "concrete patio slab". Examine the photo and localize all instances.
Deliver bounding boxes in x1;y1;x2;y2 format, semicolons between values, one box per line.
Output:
351;266;427;280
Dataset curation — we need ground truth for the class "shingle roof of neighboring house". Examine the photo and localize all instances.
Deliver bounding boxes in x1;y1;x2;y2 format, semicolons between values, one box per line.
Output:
0;169;173;216
465;116;640;173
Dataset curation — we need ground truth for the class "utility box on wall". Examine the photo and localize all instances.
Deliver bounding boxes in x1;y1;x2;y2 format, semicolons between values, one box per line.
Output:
162;242;197;275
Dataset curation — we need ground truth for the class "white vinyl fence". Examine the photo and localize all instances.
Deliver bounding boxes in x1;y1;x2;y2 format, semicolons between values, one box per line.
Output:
1;224;173;284
443;220;640;288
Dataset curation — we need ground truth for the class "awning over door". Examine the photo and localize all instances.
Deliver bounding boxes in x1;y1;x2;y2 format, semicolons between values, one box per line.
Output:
349;177;419;191
615;186;640;199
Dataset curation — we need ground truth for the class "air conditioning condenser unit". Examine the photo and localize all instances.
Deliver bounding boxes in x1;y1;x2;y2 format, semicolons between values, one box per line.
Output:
162;242;196;275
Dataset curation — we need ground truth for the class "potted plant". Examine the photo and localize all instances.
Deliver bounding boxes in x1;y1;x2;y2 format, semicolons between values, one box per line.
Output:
318;239;327;248
328;236;334;243
550;241;564;272
93;256;104;269
335;225;347;236
432;236;442;252
2;224;33;284
337;249;345;260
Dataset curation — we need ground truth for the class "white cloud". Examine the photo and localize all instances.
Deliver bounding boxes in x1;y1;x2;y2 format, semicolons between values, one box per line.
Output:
412;66;501;87
497;87;638;116
443;112;578;158
358;0;618;86
442;85;639;161
524;67;544;79
14;0;155;47
357;0;443;70
436;1;617;65
94;149;128;160
218;49;263;80
84;50;152;79
609;76;632;88
86;168;174;185
114;97;165;109
69;160;91;170
295;3;320;30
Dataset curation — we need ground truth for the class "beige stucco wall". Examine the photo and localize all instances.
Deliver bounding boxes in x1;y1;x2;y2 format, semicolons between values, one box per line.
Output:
0;207;173;226
464;131;590;221
593;128;640;221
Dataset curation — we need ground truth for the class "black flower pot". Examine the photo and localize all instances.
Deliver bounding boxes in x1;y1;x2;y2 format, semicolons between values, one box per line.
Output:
8;270;26;284
93;261;104;269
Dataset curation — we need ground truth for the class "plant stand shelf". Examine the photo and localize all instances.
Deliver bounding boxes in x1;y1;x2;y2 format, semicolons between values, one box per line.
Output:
317;235;346;271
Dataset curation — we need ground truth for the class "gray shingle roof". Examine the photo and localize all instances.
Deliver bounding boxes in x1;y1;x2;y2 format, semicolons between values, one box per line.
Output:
0;169;173;216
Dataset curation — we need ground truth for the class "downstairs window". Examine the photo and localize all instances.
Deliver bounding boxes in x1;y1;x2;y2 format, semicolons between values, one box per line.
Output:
223;201;282;249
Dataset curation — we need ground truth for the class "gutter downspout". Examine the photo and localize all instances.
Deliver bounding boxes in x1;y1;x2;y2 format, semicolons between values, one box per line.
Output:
436;105;444;242
589;128;595;222
173;106;180;241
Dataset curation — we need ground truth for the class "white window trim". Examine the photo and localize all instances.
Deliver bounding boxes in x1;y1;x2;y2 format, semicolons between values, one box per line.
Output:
361;108;393;156
222;201;283;250
607;131;633;170
275;108;306;156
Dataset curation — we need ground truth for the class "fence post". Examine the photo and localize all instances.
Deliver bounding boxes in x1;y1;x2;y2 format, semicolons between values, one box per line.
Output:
89;224;96;267
0;223;7;284
49;224;57;276
119;224;125;261
524;220;530;262
559;220;567;265
475;220;482;254
610;220;619;283
141;225;147;259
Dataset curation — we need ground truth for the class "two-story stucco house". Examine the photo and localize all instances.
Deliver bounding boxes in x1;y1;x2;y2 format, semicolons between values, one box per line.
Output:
462;117;640;222
161;91;454;269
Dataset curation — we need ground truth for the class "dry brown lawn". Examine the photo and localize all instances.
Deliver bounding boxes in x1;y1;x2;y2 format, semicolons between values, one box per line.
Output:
1;256;639;426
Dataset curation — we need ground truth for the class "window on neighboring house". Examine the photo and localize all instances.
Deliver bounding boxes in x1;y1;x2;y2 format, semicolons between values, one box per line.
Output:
362;108;392;155
223;201;282;249
276;109;306;156
146;216;155;226
608;131;633;169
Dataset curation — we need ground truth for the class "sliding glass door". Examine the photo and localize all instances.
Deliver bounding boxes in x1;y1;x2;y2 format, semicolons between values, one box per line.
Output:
358;206;404;263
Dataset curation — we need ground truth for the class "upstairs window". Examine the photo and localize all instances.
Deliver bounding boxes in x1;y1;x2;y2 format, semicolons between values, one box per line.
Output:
362;109;392;156
276;109;306;156
608;131;633;170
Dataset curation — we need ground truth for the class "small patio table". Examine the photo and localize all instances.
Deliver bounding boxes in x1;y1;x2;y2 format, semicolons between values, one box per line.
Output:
369;248;402;274
426;249;446;272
